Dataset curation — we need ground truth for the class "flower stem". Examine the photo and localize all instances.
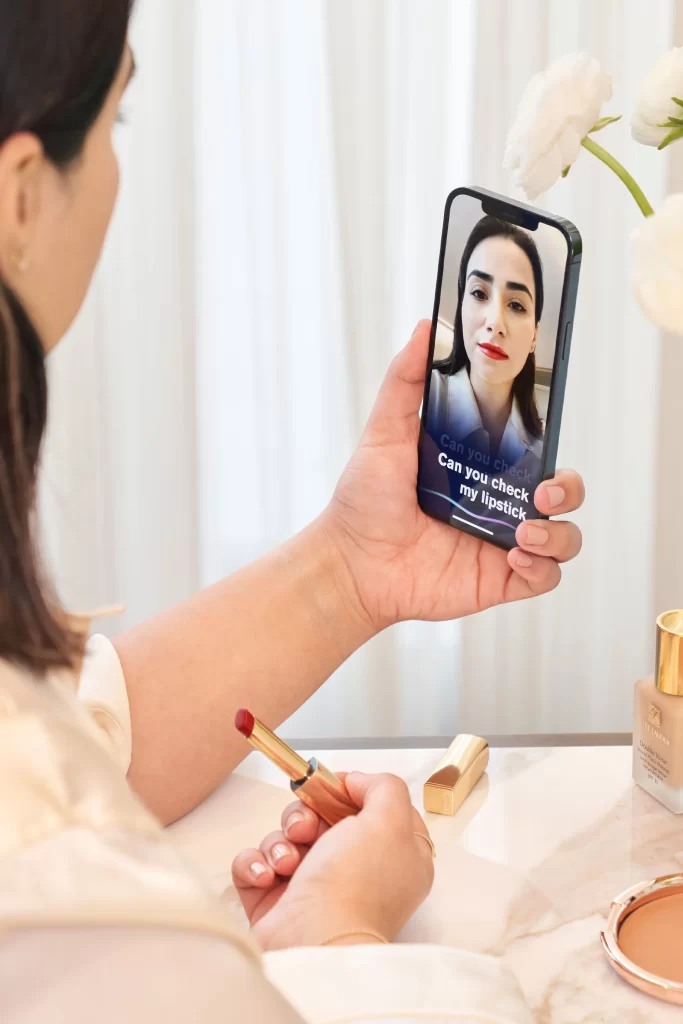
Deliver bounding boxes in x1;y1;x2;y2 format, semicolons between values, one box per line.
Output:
581;136;654;217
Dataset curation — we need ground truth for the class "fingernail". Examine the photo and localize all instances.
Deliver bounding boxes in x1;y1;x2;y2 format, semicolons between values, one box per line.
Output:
250;862;268;879
524;523;548;546
272;844;290;863
284;812;305;837
411;321;421;337
515;553;533;568
545;485;565;509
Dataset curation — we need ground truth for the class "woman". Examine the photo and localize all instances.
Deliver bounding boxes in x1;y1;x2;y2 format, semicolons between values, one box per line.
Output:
0;4;584;1021
421;218;548;543
427;217;544;468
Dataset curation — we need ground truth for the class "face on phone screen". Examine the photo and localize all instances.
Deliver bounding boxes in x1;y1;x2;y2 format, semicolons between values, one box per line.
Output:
418;193;569;547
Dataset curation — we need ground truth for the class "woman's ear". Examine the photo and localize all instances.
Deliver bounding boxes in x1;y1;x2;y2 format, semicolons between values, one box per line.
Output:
530;326;538;354
0;133;44;281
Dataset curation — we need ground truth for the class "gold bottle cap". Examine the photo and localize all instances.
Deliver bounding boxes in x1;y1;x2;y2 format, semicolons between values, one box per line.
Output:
656;610;683;696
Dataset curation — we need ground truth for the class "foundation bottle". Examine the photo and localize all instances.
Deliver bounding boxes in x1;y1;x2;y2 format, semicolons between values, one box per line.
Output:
633;610;683;813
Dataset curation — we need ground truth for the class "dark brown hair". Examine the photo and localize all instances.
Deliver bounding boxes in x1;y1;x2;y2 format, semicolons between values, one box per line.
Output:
441;215;544;440
0;0;132;673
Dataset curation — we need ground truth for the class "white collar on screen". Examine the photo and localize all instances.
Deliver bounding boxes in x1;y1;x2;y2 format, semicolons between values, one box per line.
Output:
445;367;542;462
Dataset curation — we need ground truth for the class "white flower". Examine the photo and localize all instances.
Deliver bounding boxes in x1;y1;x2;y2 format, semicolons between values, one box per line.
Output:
504;53;612;200
631;47;683;149
631;194;683;335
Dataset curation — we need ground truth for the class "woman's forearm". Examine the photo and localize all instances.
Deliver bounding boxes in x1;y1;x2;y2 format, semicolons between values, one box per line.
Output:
115;516;374;824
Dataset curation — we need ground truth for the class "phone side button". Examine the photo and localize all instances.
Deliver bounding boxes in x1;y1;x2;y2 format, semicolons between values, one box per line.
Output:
562;321;573;360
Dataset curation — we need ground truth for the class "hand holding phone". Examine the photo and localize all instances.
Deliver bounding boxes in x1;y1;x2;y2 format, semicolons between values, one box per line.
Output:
417;187;581;551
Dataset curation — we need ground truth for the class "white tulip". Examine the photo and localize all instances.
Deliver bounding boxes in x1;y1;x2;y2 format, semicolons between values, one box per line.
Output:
631;47;683;149
504;53;612;200
631;194;683;335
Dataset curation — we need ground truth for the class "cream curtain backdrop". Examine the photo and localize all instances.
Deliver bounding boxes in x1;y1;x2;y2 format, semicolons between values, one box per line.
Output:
39;1;199;628
458;0;676;736
39;0;678;740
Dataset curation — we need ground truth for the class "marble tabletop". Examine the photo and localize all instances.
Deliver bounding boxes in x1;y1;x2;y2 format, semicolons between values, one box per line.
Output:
168;744;683;1023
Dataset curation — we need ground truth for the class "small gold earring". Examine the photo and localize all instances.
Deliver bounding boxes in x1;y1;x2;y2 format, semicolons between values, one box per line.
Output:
11;250;29;273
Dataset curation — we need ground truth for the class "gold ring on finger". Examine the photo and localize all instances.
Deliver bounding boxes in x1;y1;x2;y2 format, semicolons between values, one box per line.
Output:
413;831;436;858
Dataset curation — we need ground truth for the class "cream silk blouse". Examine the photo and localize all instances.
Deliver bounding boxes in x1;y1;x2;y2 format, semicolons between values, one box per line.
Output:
0;636;533;1024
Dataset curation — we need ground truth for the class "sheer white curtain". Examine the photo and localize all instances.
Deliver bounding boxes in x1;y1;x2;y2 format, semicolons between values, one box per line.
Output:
40;0;199;631
39;0;679;740
458;0;675;735
193;0;475;739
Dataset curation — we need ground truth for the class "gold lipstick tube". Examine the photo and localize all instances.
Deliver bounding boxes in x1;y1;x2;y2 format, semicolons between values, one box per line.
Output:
238;712;358;826
248;717;311;779
290;757;358;825
423;734;489;815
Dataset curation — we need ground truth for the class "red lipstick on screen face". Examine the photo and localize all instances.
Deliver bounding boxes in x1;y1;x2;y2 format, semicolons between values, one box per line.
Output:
478;342;509;360
235;710;357;826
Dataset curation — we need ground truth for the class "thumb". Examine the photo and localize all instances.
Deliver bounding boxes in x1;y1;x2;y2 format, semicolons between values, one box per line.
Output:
362;320;431;447
342;771;414;824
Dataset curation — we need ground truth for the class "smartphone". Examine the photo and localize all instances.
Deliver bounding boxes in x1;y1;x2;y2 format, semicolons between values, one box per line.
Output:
417;186;581;551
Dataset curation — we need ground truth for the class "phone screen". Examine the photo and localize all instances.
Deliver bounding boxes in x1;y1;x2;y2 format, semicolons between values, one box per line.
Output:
418;192;571;548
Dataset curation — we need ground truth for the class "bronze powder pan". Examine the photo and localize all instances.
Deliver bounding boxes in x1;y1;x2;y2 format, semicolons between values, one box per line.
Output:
601;874;683;1005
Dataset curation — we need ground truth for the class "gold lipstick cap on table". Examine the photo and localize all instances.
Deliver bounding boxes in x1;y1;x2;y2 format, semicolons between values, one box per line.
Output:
423;734;489;816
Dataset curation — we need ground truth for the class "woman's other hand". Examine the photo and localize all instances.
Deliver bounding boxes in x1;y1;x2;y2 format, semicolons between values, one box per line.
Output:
232;772;434;951
324;320;584;633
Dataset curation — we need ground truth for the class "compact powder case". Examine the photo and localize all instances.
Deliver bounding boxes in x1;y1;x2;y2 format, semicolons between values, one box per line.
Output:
601;874;683;1004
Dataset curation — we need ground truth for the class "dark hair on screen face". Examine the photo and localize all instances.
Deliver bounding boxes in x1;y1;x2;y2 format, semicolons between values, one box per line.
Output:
441;215;544;441
0;0;132;673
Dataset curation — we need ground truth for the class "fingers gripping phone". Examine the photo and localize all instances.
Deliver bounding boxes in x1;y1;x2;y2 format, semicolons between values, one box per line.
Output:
417;187;581;552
